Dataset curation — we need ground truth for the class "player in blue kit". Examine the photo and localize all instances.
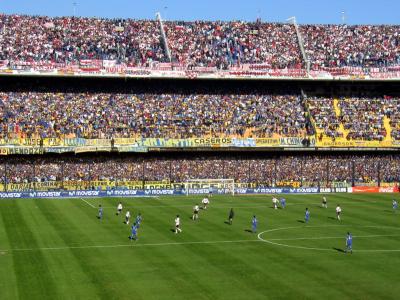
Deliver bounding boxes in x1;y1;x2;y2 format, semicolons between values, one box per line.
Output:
345;232;353;254
129;223;138;241
393;200;398;212
135;213;142;228
280;198;286;209
252;215;257;233
304;208;310;223
98;205;103;220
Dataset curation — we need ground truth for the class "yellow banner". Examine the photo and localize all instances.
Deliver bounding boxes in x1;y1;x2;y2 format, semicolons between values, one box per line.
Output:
255;138;281;147
0;136;397;151
276;181;301;188
0;180;235;192
316;139;394;148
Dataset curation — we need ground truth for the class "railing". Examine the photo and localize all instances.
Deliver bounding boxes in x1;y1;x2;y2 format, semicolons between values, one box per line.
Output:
287;17;310;75
156;12;172;63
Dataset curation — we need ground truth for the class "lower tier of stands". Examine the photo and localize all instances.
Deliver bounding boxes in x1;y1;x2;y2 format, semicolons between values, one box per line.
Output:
1;154;399;192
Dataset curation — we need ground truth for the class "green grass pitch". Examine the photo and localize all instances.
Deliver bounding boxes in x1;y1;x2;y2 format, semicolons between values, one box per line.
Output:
0;193;400;300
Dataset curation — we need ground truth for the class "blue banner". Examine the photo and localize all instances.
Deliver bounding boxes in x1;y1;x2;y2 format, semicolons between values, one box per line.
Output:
0;187;325;199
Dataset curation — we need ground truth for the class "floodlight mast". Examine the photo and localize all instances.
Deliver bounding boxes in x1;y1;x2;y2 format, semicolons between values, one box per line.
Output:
73;2;77;16
287;16;310;76
156;12;172;63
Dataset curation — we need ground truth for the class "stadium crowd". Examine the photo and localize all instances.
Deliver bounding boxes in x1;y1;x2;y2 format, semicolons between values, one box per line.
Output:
164;21;302;69
0;92;309;139
385;97;400;141
1;155;399;189
301;24;400;69
308;96;400;141
1;91;400;141
0;14;399;69
339;98;386;141
0;15;165;65
307;97;342;139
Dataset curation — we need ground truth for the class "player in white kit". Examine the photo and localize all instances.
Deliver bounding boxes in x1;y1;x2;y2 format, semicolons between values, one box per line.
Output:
336;205;342;221
202;197;210;210
125;210;131;224
272;197;279;209
322;196;327;208
175;215;182;234
192;204;200;220
117;202;123;215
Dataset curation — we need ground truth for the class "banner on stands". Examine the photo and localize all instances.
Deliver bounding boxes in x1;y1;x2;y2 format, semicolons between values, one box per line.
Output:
351;186;399;193
1;59;400;80
0;187;323;198
316;139;394;148
1;185;399;199
0;135;397;154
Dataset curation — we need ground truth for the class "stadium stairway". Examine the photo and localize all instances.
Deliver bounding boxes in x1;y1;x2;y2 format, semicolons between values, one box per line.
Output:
383;116;392;142
305;99;335;142
333;99;349;138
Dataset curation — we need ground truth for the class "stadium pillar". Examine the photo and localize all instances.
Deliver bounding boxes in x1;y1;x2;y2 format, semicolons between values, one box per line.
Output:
377;161;381;187
326;158;329;187
142;159;145;190
115;160;118;190
61;161;64;190
300;157;304;187
89;162;92;190
4;163;7;192
248;159;251;184
33;162;36;192
169;160;172;181
274;159;277;186
351;161;355;187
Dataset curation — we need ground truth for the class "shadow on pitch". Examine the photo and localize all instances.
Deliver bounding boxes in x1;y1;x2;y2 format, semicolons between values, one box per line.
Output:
332;247;346;253
328;217;336;220
244;229;254;233
297;220;305;223
224;221;231;225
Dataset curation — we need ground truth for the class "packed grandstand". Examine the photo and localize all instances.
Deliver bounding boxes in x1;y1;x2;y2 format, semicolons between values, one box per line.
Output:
0;14;399;78
0;14;399;195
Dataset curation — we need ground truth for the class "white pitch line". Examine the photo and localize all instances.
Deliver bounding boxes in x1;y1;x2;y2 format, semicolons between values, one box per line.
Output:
267;234;400;241
80;198;96;208
0;239;261;252
96;200;379;209
257;225;400;252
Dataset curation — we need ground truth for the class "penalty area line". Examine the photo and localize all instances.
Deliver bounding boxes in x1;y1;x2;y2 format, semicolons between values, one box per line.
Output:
80;198;96;208
257;225;400;252
266;234;400;241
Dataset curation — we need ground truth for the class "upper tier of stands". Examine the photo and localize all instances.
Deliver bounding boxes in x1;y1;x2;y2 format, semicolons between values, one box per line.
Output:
0;14;399;69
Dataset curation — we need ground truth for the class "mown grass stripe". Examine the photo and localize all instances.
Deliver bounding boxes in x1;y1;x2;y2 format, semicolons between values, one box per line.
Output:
35;198;137;300
0;200;60;299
